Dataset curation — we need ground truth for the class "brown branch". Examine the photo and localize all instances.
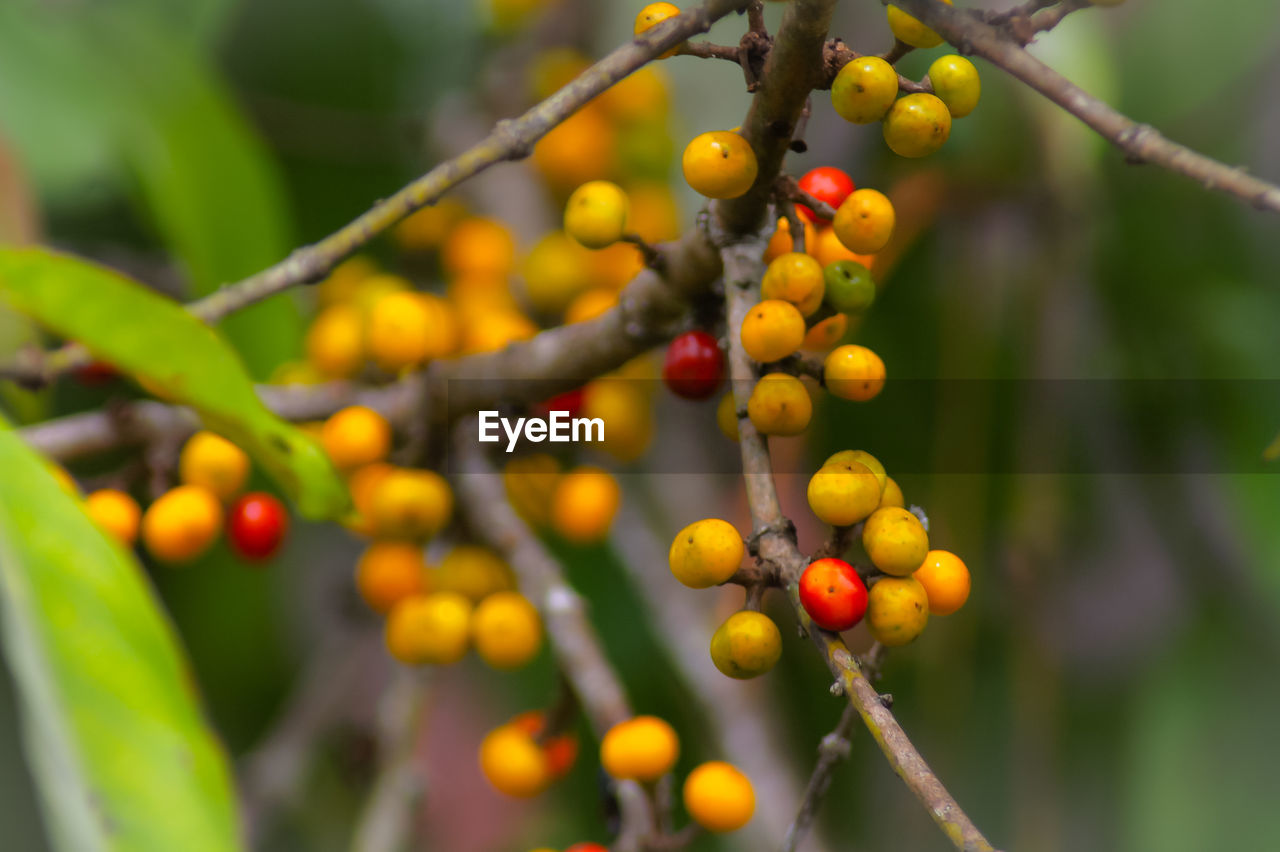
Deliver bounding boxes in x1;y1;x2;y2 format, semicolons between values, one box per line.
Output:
777;174;838;221
350;670;432;852
780;704;857;852
675;41;741;62
886;0;1280;215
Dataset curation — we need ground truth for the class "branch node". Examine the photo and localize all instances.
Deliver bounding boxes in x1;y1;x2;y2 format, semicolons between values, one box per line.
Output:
828;680;845;697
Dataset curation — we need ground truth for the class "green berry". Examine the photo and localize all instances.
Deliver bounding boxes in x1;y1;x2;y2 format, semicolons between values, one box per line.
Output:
823;260;876;314
928;55;980;119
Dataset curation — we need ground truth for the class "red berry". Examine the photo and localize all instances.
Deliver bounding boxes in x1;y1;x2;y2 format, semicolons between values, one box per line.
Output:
75;360;119;387
228;492;288;562
565;845;610;852
797;167;856;224
662;330;724;400
799;557;868;631
532;386;585;419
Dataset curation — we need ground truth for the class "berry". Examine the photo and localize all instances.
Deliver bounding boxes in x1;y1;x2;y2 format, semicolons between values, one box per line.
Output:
479;724;550;798
227;492;288;562
739;299;806;363
886;0;952;49
74;360;119;386
799;558;868;631
472;591;543;669
510;711;579;779
179;431;249;502
883;93;952;158
662;330;725;400
84;489;141;546
710;610;782;679
914;549;971;615
928;55;981;118
356;541;428;614
811;224;875;269
504;453;562;528
368;468;453;540
831;57;899;124
306;304;364;379
384;592;472;665
682;131;758;199
442;217;515;279
551;466;620;543
861;506;929;576
433;545;514;603
582;379;653;462
823;260;876;314
141;485;224;564
367;291;439;371
321;406;392;471
635;2;682;58
565;845;610;852
747;373;812;436
807;461;882;527
565;288;619;324
565;180;630;249
833;188;895;255
716;392;740;442
683;761;755;833
823;344;886;402
522;232;593;316
880;475;905;509
761;252;826;316
346;462;395;537
866;576;929;646
824;449;887;491
765;217;817;263
532;386;586;422
668;517;744;588
802;313;849;352
796;166;855;223
532;108;617;192
600;715;679;782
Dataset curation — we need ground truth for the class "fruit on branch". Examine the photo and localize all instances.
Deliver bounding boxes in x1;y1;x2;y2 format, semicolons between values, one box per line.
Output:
825;449;887;491
564;845;610;852
831;57;899;124
472;591;543;669
84;489;141;546
345;462;394;537
740;299;806;363
823;259;876;315
681;131;758;199
765;217;817;263
823;344;886;402
479;722;551;797
928;55;981;119
761;252;826;317
442;216;516;280
582;379;654;461
866;576;929;646
802;313;850;352
913;549;971;615
504;454;562;528
600;715;679;782
320;406;392;471
715;392;740;442
799;558;869;631
367;290;456;370
433;544;515;603
833;188;895;255
551;465;621;544
683;761;755;832
662;330;725;400
356;541;429;614
368;468;454;540
886;0;953;50
141;484;224;564
227;492;288;562
564;180;630;249
179;430;250;502
880;475;905;509
710;610;782;679
810;224;875;269
797;166;856;223
305;304;364;379
564;287;619;324
668;517;744;588
510;710;579;779
807;461;882;527
533;108;619;192
748;373;813;436
634;2;683;59
883;93;953;159
385;591;473;665
862;506;929;577
522;232;594;316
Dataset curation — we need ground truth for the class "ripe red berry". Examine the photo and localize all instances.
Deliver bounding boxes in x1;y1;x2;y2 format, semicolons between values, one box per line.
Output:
532;386;585;419
228;492;288;562
75;360;119;387
662;330;725;400
798;557;868;631
565;845;610;852
797;167;856;224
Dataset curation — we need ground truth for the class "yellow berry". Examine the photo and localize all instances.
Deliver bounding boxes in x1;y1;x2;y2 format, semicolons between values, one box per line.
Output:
886;0;952;50
392;197;468;252
683;761;755;832
880;475;905;509
551;465;620;544
316;255;379;308
928;54;980;118
682;131;758;199
866;576;929;646
433;545;514;603
321;406;392;471
600;716;679;782
831;56;899;124
807;461;882;526
522;232;593;316
565;288;619;324
635;2;682;59
833;189;895;255
356;541;428;614
668;518;743;588
461;309;538;355
479;725;550;798
503;453;562;527
366;291;437;371
747;373;812;436
368;468;453;540
765;217;817;263
141;485;223;564
472;591;543;669
802;313;849;351
823;344;886;402
179;431;250;502
824;450;887;491
305;304;365;379
861;506;929;576
582;378;653;463
883;93;952;158
739;299;806;363
564;180;630;249
84;489;141;546
716;392;740;442
443;217;515;280
914;549;970;615
761;252;826;317
385;592;472;665
710;611;781;679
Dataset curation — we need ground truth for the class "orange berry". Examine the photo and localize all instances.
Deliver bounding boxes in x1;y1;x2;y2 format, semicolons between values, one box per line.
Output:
385;592;472;665
761;252;826;316
634;3;683;59
356;541;428;614
443;217;515;279
472;591;543;669
739;299;806;363
833;189;895;255
683;761;755;832
913;549;971;615
84;489;141;546
306;304;365;379
321;406;392;470
479;724;550;797
141;485;224;563
823;345;886;402
600;716;678;782
179;431;250;502
551;466;620;543
747;373;812;436
368;468;453;540
682;131;758;199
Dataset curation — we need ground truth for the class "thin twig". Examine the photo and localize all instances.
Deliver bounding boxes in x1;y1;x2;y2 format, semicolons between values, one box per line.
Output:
349;670;431;852
780;704;858;852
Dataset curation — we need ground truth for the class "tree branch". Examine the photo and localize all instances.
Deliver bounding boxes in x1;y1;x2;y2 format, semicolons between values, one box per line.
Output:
780;704;857;852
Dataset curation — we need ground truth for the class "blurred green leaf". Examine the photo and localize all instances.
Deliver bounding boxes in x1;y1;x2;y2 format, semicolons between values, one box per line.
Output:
0;414;242;851
0;248;349;520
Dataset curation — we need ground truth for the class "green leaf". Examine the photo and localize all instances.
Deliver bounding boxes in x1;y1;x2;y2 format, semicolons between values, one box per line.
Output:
0;414;242;851
0;248;349;520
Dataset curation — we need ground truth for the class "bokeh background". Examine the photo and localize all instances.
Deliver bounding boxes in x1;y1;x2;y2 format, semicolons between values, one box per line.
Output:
3;0;1280;850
